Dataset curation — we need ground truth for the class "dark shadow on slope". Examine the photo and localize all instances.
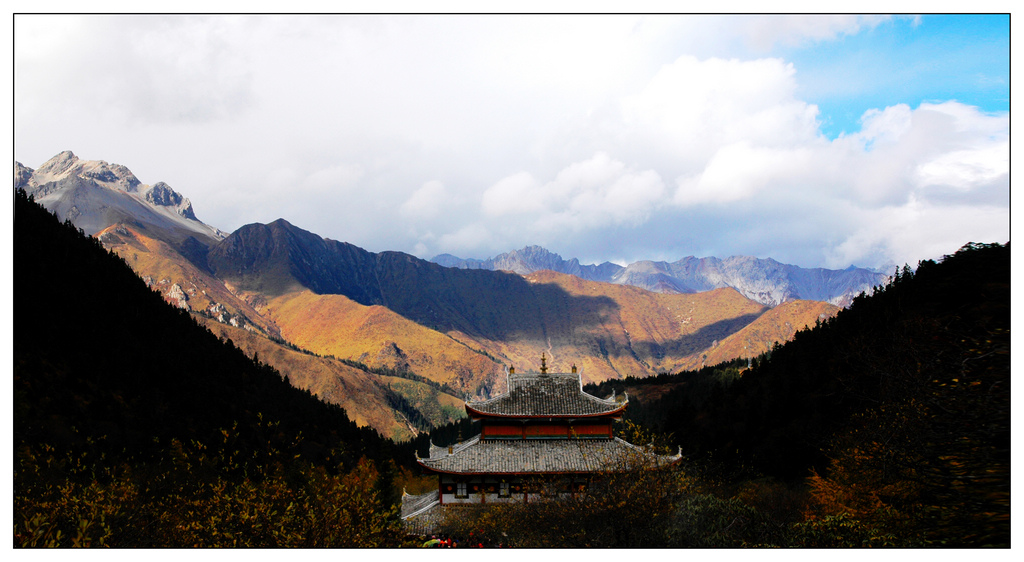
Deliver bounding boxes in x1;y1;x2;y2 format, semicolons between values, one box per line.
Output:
371;251;623;342
206;219;623;341
626;313;764;361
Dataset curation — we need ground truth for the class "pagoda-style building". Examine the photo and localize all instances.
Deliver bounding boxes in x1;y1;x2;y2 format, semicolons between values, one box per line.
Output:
401;355;681;533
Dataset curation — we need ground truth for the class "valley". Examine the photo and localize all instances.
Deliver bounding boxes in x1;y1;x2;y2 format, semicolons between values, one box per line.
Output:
17;151;849;441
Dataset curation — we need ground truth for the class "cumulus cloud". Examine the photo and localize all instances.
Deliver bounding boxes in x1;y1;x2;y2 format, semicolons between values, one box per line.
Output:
742;15;896;51
304;163;364;194
619;55;823;174
825;196;1008;269
16;16;253;125
481;153;665;230
673;143;817;206
400;180;449;220
915;141;1009;192
14;15;1008;271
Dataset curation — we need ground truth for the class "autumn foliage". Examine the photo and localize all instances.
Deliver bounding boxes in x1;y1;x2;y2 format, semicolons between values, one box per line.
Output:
14;433;408;547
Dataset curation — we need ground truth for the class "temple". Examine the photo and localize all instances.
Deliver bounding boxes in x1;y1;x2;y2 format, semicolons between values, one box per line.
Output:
401;354;681;534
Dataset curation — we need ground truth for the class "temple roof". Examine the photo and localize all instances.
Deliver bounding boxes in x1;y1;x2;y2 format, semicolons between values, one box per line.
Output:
400;489;442;536
401;489;440;520
417;435;680;475
466;372;625;418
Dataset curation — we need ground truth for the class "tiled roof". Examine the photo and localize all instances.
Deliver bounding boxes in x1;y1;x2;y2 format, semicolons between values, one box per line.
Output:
401;489;440;519
400;490;442;536
417;435;680;475
466;372;624;417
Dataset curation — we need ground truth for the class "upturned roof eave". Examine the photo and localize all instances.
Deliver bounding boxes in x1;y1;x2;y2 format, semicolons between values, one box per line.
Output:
415;461;610;476
416;461;681;476
464;402;628;419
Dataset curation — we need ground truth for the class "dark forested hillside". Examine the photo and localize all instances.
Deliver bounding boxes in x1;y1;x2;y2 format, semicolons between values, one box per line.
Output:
14;189;408;467
13;189;414;546
587;242;1009;546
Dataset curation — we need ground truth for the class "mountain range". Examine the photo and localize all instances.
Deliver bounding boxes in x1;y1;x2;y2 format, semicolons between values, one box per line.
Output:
434;245;887;307
16;151;852;440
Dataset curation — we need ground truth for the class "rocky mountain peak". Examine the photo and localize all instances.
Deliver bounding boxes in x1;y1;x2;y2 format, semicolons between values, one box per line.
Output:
16;151;225;246
145;182;199;221
14;162;34;187
433;245;889;307
146;182;183;206
492;245;567;274
36;150;79;176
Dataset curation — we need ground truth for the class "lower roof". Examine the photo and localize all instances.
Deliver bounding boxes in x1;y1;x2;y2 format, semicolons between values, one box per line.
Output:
418;435;680;475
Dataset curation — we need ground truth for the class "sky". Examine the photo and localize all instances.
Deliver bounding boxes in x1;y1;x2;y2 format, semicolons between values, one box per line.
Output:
13;12;1010;270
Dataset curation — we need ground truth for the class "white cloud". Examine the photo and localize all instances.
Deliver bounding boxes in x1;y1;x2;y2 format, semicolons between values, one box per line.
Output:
742;15;894;51
16;16;254;125
481;152;665;229
304;164;364;193
438;223;495;255
400;180;449;220
619;55;823;174
674;142;816;206
857;104;914;147
14;15;1008;270
825;196;1008;269
481;172;544;218
915;141;1009;191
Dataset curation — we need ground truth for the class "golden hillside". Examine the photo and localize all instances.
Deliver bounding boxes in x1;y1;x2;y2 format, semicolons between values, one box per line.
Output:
446;270;767;384
265;290;503;394
97;224;279;337
97;224;466;440
677;299;841;370
94;223;839;437
200;319;464;441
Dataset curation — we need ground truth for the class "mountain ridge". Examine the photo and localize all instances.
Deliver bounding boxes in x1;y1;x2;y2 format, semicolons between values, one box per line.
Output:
15;151;849;436
432;245;888;307
15;151;226;255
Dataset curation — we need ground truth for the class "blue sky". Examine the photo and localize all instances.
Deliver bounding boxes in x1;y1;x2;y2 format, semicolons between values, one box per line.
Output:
785;15;1009;138
14;13;1010;270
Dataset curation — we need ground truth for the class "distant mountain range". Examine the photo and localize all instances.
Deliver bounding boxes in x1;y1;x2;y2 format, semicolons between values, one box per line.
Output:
434;246;888;307
15;150;851;439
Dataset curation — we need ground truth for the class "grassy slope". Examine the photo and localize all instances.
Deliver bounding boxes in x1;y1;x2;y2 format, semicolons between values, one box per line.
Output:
268;270;773;389
98;224;280;337
200;320;414;441
266;290;501;393
97;223;842;426
98;224;465;440
677;299;841;370
483;270;768;383
13;189;405;467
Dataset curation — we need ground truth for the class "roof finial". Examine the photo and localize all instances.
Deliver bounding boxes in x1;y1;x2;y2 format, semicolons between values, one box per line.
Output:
509;364;515;374
540;352;548;374
571;363;577;373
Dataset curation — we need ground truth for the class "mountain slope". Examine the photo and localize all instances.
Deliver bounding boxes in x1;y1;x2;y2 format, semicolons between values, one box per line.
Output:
199;319;465;441
16;151;870;433
202;217;852;386
98;222;465;439
206;218;782;384
13;188;405;466
676;299;841;370
97;223;277;335
597;243;1009;546
265;290;501;393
